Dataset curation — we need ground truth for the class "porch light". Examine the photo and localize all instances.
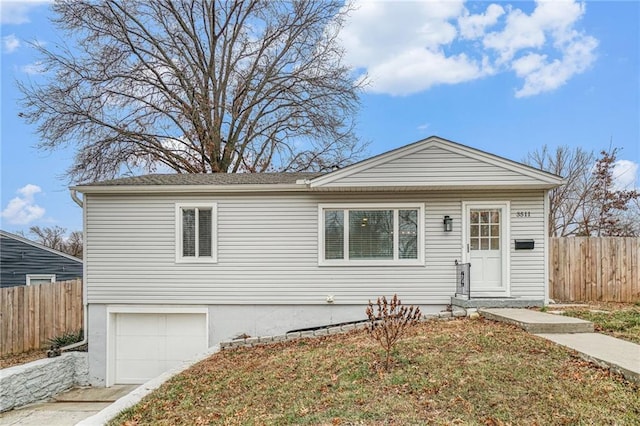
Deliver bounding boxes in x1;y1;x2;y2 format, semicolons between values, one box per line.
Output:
443;215;453;232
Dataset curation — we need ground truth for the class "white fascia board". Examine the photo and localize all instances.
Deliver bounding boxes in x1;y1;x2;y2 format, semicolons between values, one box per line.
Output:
71;183;309;194
308;182;562;192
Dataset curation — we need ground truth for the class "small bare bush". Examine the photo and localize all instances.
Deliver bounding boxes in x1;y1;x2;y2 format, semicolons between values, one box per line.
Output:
366;294;422;370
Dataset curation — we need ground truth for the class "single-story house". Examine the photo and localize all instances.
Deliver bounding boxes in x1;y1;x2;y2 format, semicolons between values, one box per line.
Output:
72;136;564;386
0;230;83;288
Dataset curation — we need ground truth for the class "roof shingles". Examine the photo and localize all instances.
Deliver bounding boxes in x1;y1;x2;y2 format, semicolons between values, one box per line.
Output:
85;172;325;187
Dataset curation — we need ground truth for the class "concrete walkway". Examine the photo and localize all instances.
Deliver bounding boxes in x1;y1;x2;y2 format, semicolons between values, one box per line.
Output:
0;385;135;426
480;308;594;333
537;332;640;385
480;308;640;385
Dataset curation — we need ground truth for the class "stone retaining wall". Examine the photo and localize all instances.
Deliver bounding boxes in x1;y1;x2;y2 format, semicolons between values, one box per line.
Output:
221;309;467;350
0;351;88;412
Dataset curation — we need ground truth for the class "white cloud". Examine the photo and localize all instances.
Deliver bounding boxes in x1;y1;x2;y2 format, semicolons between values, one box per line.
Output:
513;34;597;98
1;184;46;225
459;4;504;40
21;61;46;75
612;160;639;191
339;0;597;98
2;34;20;53
0;0;50;25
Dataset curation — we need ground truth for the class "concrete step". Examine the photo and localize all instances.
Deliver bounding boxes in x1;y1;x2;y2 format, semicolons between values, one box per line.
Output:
452;296;544;309
480;308;594;334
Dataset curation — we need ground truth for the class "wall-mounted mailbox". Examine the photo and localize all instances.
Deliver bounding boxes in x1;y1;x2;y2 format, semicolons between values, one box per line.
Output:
514;239;535;250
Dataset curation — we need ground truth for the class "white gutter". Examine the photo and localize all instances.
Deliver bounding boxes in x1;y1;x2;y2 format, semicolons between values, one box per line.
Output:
61;189;88;352
71;183;308;194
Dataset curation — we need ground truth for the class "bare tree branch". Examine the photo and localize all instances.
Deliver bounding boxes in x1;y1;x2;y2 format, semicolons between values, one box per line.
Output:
19;0;366;183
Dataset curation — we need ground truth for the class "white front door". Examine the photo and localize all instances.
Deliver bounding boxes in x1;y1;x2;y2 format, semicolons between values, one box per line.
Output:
464;202;509;297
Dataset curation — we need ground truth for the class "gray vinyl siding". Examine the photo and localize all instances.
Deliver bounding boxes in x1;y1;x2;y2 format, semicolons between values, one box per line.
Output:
323;145;540;187
85;190;546;305
0;235;83;287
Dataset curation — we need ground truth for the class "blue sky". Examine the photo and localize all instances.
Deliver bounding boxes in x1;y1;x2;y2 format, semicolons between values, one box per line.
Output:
1;0;638;237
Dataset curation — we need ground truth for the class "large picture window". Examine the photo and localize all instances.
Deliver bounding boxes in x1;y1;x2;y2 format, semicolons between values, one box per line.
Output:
320;204;423;265
176;203;217;263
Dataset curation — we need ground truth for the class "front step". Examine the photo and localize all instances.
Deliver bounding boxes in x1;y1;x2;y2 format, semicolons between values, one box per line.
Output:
480;308;594;334
451;296;544;309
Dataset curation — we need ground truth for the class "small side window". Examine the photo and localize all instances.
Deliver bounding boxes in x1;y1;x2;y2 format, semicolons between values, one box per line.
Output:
26;274;56;286
176;203;217;263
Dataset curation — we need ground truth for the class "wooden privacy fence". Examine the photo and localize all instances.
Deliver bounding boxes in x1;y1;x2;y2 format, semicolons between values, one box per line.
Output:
0;279;83;357
550;237;639;303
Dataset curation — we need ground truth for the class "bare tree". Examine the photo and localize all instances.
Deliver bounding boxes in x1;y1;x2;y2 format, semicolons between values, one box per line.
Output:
524;145;595;237
64;231;84;258
18;0;365;183
29;226;83;258
29;226;67;251
588;149;639;236
525;145;639;237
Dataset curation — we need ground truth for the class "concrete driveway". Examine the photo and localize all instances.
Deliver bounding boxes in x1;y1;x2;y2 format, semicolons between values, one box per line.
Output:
0;385;135;426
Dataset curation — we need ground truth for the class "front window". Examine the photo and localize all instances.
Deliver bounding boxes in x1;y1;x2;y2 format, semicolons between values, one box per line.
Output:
320;204;423;265
176;203;217;262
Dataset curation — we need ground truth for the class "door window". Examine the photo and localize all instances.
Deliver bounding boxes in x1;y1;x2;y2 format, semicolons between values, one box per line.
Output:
469;209;500;251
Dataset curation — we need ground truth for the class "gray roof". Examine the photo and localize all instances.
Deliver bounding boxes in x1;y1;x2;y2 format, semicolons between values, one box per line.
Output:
85;172;325;187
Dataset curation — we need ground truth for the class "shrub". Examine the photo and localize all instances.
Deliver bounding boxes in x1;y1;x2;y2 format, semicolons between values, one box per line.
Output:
366;294;421;371
48;329;84;348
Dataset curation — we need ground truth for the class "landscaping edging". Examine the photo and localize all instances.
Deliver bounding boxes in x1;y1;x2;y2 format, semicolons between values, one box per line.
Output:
0;351;89;412
220;309;467;349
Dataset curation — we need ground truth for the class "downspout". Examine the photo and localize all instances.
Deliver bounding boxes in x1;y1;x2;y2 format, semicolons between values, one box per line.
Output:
543;189;550;306
61;189;88;351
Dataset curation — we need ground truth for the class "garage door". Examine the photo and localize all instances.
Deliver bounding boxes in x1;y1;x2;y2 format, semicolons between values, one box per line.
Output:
114;313;207;384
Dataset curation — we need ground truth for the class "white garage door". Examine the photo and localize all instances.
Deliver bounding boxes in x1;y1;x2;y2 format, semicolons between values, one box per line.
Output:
114;313;207;384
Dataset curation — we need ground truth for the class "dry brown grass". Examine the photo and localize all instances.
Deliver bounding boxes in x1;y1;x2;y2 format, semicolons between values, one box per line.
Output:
111;318;639;425
0;349;47;369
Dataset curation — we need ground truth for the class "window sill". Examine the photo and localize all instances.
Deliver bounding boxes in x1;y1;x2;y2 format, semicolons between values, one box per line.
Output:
175;257;218;264
318;260;425;267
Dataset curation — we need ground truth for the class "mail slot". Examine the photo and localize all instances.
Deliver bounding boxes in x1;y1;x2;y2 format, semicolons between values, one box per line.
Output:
514;239;535;250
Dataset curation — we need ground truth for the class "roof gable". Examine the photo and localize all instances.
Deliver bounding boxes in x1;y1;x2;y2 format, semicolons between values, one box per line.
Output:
308;136;563;190
0;230;83;263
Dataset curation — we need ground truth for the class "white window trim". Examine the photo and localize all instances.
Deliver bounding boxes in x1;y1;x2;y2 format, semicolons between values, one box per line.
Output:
318;203;425;266
175;202;218;263
26;274;55;286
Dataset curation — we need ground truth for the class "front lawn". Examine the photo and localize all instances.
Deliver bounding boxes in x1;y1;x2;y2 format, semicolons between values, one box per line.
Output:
561;303;640;344
110;318;639;425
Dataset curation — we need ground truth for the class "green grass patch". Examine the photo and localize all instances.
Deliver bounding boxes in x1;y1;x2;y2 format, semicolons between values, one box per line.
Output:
562;305;640;344
109;319;639;425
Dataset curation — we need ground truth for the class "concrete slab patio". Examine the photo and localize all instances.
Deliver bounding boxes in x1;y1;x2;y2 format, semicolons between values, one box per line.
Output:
0;385;135;426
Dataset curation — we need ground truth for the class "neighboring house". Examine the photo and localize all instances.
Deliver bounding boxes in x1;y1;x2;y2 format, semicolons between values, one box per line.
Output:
0;230;83;288
73;136;564;386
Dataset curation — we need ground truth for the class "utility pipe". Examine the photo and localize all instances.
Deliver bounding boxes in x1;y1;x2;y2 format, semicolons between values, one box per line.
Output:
61;189;88;352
